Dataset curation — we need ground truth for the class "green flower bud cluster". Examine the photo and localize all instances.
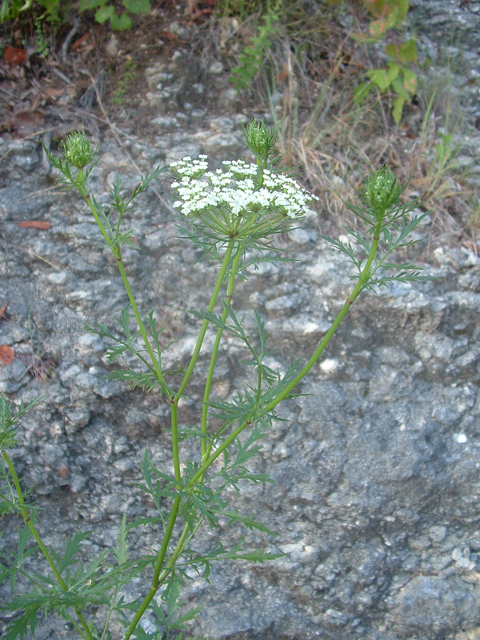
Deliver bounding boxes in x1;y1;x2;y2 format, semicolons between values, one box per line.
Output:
362;165;403;216
242;118;278;164
62;130;94;169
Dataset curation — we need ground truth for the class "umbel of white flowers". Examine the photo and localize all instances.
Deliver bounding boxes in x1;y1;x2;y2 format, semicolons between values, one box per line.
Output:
170;155;318;219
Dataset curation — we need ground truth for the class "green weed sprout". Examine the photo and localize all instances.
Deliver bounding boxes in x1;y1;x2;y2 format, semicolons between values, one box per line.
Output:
1;121;429;640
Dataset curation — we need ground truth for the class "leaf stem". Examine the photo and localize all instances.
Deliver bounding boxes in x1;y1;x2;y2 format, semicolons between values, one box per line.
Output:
122;514;202;638
122;497;181;640
170;402;182;486
116;255;171;395
83;194;171;399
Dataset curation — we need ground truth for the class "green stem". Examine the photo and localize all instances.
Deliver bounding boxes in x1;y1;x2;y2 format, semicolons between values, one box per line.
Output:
200;248;242;463
116;256;170;395
64;612;91;640
123;497;181;640
122;515;204;639
170;403;181;486
243;214;284;238
3;451;94;640
156;522;190;586
255;365;262;405
188;227;382;488
174;241;235;403
83;194;170;398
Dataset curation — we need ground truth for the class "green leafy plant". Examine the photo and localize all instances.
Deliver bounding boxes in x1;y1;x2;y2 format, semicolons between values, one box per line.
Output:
216;0;263;20
329;0;417;123
341;0;409;43
111;59;138;105
354;37;417;123
0;121;429;639
79;0;150;31
229;0;281;91
0;0;62;24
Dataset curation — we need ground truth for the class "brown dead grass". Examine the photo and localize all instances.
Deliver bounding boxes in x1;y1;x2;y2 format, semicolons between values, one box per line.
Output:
211;0;479;249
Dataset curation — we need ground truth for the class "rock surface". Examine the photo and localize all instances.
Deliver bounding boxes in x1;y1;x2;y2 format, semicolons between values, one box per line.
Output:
1;2;480;640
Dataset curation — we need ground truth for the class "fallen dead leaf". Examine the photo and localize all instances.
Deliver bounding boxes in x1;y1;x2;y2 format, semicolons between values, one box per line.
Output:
0;345;14;365
8;110;45;136
0;303;7;321
161;31;179;41
17;221;51;230
42;86;65;101
72;32;90;51
4;46;27;67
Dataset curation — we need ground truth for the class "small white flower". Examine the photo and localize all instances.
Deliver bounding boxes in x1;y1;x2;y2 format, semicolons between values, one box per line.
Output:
169;155;317;222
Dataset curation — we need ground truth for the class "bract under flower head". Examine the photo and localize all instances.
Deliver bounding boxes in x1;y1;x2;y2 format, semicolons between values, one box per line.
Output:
170;156;318;221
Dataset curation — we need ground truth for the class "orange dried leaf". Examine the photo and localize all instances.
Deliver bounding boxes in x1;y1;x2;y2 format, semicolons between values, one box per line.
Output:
17;221;51;230
72;32;90;50
161;31;178;41
279;62;290;81
4;46;27;67
0;302;7;320
0;345;14;365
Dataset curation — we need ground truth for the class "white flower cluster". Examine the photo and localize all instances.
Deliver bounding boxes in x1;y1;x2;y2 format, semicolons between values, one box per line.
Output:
170;156;318;218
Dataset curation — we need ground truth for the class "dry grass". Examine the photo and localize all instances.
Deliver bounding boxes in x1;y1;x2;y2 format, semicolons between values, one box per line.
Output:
212;0;479;247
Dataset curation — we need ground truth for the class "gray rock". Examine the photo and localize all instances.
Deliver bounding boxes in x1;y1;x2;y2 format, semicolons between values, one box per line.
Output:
265;294;301;311
387;576;480;632
166;144;202;163
151;116;179;130
0;358;28;393
201;133;242;156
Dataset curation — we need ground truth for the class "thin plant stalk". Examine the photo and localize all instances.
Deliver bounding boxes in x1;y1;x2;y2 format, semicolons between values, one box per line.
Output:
174;241;236;402
201;247;242;463
2;450;95;640
77;181;171;398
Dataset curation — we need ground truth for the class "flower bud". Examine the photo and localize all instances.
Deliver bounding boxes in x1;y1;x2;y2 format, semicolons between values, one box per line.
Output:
242;119;277;163
62;130;94;169
363;165;403;216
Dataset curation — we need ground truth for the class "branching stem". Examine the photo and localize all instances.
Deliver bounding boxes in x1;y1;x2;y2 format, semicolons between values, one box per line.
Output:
82;190;170;398
174;241;235;402
187;224;382;487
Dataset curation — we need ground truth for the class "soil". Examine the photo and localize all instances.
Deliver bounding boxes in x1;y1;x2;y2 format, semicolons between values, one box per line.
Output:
0;1;224;138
